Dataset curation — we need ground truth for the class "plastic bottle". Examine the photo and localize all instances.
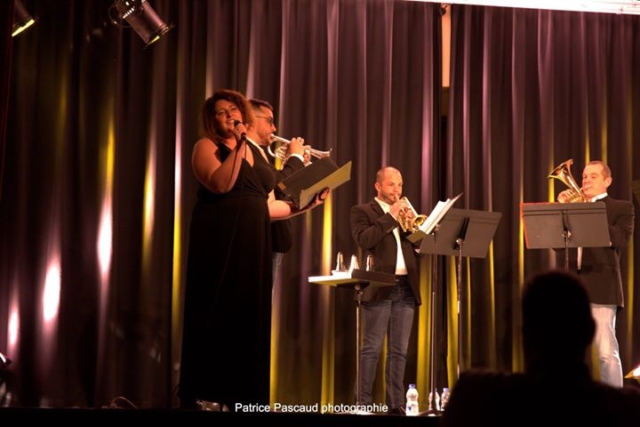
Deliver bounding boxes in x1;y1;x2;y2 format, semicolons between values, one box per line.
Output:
405;383;419;416
335;252;346;271
440;387;450;411
428;390;440;412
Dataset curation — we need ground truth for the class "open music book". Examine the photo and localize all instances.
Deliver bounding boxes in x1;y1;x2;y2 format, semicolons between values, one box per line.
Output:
277;157;352;208
408;192;463;243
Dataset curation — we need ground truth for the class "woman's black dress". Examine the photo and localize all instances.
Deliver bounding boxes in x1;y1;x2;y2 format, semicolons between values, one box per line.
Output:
179;142;275;409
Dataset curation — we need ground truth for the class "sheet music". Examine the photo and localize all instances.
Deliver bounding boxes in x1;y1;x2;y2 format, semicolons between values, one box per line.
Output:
405;193;463;243
419;192;463;235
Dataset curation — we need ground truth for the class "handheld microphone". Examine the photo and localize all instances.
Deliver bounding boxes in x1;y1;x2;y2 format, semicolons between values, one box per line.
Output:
233;120;246;147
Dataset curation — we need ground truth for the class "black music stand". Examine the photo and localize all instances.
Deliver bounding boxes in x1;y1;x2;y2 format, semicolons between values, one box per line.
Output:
308;269;395;409
521;202;610;270
632;179;640;204
414;196;461;416
419;208;501;379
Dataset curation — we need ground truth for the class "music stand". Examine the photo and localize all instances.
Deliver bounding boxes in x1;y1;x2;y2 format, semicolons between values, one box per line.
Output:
414;195;461;415
418;208;501;379
632;179;640;204
308;269;395;409
521;202;610;270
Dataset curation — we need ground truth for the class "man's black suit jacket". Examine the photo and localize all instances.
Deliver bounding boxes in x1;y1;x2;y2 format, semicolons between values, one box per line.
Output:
271;156;304;253
350;198;422;304
565;196;634;308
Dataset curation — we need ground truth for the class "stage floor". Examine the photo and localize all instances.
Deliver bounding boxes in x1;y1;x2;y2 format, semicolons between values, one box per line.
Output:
0;407;443;426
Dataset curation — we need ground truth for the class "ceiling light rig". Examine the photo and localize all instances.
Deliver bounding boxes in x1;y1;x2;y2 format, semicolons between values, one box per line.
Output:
110;0;174;48
12;0;36;37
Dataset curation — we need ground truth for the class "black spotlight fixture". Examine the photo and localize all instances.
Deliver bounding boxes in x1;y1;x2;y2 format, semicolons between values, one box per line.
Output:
0;351;10;369
12;0;36;37
112;0;174;48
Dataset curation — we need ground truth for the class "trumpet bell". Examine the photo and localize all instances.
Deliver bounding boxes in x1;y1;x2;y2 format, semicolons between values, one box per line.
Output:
397;197;427;233
412;214;428;230
548;158;588;203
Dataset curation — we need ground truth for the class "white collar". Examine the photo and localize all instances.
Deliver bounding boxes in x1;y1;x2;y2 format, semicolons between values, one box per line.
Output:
591;192;608;202
375;197;392;213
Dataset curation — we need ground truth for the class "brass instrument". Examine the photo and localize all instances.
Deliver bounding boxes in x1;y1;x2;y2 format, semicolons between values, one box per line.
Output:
268;134;332;163
548;158;588;203
397;197;428;233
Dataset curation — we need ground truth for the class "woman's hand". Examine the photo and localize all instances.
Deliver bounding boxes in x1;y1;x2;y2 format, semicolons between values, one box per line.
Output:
317;187;330;202
300;188;331;211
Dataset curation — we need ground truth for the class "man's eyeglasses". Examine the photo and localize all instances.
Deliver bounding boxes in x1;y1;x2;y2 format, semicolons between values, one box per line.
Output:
256;115;275;125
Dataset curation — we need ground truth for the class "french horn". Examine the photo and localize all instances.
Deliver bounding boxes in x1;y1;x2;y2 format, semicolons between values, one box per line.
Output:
548;159;588;203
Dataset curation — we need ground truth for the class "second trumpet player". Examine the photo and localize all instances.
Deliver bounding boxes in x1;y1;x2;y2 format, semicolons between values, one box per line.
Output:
349;166;423;412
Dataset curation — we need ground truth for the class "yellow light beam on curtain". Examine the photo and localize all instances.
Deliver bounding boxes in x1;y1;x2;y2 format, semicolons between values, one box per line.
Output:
416;257;432;403
445;257;459;385
142;144;157;272
172;132;183;387
319;200;335;408
486;249;497;369
621;94;634;370
514;176;525;372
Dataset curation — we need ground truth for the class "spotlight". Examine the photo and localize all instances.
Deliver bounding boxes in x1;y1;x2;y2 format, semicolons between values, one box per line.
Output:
625;364;640;382
12;0;36;37
0;352;10;369
111;0;174;48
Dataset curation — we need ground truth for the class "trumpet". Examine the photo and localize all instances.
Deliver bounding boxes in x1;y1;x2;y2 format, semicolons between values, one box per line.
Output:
268;134;332;164
549;158;588;203
397;197;428;233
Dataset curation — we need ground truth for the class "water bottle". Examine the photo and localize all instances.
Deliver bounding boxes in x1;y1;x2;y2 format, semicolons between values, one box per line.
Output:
440;387;450;411
405;384;419;416
335;252;346;271
349;255;360;272
428;390;440;412
365;254;374;271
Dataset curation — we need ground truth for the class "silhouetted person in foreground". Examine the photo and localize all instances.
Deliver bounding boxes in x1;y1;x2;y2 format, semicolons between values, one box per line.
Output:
441;270;640;427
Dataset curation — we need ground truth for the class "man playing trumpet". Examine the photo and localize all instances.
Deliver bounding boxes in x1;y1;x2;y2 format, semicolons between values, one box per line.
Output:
247;99;308;290
349;166;423;413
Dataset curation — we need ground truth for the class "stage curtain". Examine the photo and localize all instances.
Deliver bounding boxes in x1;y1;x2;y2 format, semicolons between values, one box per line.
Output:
446;5;640;384
1;0;442;409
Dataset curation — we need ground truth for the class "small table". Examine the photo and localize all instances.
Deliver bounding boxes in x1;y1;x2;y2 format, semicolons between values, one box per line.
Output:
309;269;395;406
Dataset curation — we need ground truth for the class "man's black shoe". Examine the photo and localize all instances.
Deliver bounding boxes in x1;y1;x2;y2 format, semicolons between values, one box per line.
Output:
388;407;406;415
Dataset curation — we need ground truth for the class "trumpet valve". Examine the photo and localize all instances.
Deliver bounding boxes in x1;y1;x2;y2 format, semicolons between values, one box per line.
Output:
274;145;289;161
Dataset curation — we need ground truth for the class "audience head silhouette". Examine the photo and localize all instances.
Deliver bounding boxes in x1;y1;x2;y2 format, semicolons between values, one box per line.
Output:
522;269;595;371
441;269;640;427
